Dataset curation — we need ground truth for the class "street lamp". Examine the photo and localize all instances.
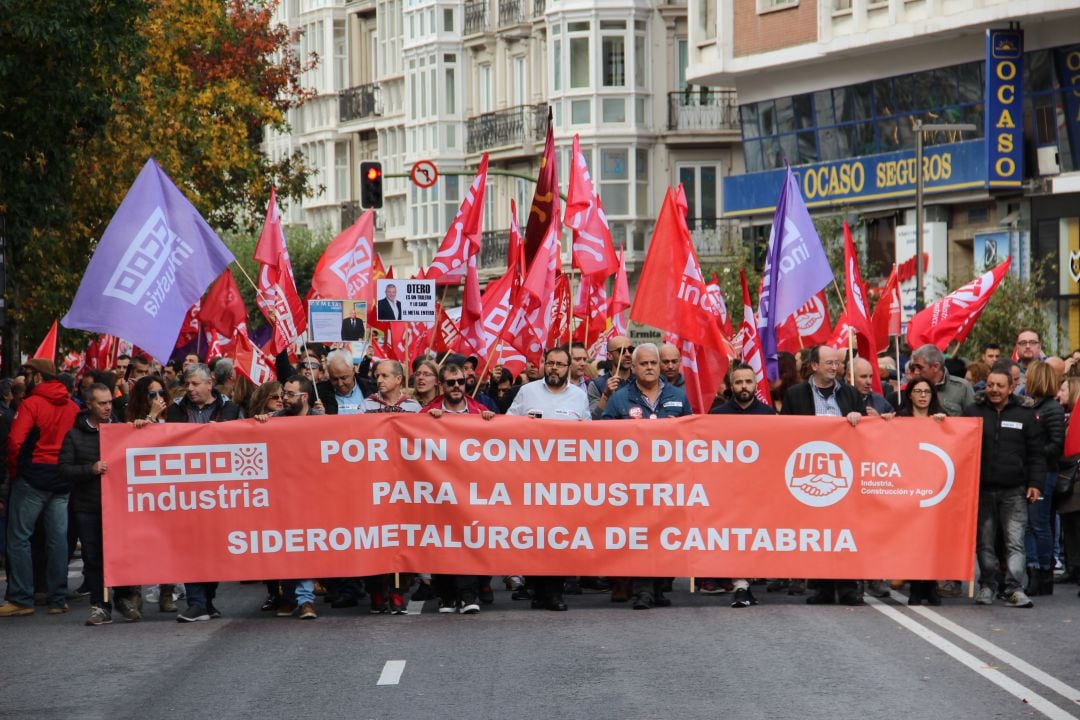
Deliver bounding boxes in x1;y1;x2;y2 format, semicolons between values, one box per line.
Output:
913;120;977;311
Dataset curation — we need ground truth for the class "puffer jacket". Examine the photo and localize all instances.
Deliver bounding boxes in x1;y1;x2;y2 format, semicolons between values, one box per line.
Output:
963;392;1045;492
58;412;111;513
1030;396;1065;471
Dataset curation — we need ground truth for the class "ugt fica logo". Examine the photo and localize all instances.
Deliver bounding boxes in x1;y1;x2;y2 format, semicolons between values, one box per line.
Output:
784;441;853;507
126;444;268;485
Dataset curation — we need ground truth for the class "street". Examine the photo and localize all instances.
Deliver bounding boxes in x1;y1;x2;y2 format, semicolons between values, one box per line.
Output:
2;569;1078;720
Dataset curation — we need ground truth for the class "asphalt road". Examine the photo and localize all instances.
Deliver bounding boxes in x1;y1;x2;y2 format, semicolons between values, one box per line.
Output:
2;571;1078;720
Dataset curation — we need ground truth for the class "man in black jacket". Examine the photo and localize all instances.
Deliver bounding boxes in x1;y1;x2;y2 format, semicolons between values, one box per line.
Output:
963;363;1045;608
58;383;140;625
781;345;865;606
165;364;241;622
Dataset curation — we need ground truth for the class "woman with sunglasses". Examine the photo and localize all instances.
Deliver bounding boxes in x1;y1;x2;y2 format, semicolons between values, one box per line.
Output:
126;375;177;612
897;378;946;605
247;381;283;419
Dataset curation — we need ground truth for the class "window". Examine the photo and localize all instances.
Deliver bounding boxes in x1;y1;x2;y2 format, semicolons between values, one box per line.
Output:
553;39;562;91
757;0;798;11
635;149;649;216
333;21;347;91
634;31;646;89
444;175;460;228
602;98;625;122
479;64;492;113
571;99;590;124
602;35;625;87
600;148;628;215
700;0;716;40
677;165;718;221
335;142;349;202
513;56;526;105
570;37;590;88
444;8;454;31
445;67;456;114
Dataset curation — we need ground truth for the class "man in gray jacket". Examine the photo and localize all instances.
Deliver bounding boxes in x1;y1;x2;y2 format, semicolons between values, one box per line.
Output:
907;344;974;416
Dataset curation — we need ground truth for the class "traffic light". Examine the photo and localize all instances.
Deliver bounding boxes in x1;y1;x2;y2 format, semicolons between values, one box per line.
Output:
359;160;383;209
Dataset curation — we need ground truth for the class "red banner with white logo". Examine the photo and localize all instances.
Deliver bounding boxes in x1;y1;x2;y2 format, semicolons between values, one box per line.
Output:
101;415;980;585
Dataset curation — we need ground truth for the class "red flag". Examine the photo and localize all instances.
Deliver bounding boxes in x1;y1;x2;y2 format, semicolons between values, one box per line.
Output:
508;199;524;274
427;154;489;284
230;329;276;385
680;340;728;415
738;270;773;407
1065;411;1080;457
86;334;119;371
506;225;559;365
572;275;609;342
311;209;375;302
475;265;519;369
548;272;572;347
524;115;560;268
826;222;881;392
457;256;487;358
706;273;734;340
33;320;59;361
432;304;462;353
254;187;306;355
777;290;831;352
565;135;618;278
907;257;1011;351
176;303;202;348
871;266;902;350
630;188;726;353
610;246;630;336
200;270;248;339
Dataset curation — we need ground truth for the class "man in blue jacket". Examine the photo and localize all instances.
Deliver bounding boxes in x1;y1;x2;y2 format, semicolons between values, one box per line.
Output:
603;343;691;609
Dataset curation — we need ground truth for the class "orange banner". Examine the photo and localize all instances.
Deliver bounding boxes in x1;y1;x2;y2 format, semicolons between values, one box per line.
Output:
101;415;981;586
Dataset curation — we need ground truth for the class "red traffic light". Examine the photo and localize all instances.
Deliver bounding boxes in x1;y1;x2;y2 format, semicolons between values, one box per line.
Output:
366;166;381;181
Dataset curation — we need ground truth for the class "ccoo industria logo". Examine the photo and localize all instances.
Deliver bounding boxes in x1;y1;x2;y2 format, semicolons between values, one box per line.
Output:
784;441;853;508
126;444;269;485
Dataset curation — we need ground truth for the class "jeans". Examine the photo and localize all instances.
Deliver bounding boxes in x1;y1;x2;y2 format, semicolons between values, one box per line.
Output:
1024;473;1056;570
75;512;109;610
185;582;218;609
977;487;1028;594
5;478;68;608
293;580;315;605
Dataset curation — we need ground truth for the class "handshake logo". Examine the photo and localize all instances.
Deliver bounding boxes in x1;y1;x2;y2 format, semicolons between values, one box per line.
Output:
784;441;853;508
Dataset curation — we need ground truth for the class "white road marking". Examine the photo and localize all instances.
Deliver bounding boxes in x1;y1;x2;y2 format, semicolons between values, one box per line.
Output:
406;600;425;615
867;597;1078;720
892;592;1080;706
377;660;406;686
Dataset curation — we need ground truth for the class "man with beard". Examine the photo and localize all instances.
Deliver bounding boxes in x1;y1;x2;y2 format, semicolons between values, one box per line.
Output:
588;335;634;419
253;375;324;619
1;360;80;618
706;364;775;606
601;343;691;609
422;363;495;613
507;347;590;611
461;356;498;412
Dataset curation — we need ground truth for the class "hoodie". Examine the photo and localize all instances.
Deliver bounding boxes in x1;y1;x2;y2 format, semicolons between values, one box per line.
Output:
7;379;80;492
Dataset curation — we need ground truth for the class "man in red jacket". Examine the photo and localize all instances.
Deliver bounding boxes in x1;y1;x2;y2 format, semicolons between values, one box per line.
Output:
1;359;80;617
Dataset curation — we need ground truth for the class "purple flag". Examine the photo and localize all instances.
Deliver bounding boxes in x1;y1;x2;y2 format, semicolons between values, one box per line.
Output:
756;167;833;380
62;159;235;363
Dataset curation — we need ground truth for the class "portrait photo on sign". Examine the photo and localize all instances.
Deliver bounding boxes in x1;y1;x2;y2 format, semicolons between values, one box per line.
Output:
375;278;436;322
339;300;367;341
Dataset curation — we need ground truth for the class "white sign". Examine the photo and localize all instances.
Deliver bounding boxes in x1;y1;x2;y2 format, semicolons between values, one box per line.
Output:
376;279;436;323
895;222;947;325
308;299;368;343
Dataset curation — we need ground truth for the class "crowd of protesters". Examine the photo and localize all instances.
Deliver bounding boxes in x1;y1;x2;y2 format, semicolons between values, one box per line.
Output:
2;326;1079;626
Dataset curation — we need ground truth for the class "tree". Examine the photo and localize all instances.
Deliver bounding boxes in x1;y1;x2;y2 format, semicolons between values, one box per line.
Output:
951;257;1056;359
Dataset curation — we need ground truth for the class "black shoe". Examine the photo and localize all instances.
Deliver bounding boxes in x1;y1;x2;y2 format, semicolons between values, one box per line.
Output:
631;593;654;610
544;596;569;611
579;577;610;593
177;604;210;622
260;595;280;611
331;594;359;609
837;593;865;606
731;588;755;608
563;578;582;595
530;597;545;609
410;584;434;602
806;592;835;605
207;602;222;619
653;593;672;608
512;587;533;601
1038;568;1054;596
661;579;674;593
478;584;494;604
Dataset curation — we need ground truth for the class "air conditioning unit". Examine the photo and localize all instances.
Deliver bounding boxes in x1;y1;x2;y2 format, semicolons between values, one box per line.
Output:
1037;145;1061;176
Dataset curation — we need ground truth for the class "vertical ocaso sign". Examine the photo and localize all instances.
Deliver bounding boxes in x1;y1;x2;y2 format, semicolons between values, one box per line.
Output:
985;28;1024;187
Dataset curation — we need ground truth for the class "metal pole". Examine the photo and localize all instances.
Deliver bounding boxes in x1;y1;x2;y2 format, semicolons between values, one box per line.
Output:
915;119;925;313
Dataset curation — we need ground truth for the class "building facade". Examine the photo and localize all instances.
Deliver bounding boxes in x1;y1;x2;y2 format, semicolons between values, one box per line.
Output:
684;0;1080;349
267;0;746;286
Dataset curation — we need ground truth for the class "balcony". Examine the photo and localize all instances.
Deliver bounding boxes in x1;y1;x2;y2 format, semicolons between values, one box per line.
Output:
498;0;524;25
339;83;380;123
686;218;742;259
667;88;739;132
464;0;489;35
532;0;545;16
479;230;509;270
466;103;548;154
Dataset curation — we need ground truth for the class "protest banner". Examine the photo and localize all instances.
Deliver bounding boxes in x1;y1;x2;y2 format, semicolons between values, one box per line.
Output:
102;415;980;585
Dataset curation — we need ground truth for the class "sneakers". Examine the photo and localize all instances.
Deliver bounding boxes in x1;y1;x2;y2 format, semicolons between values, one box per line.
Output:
159;596;178;613
865;580;891;598
207;602;222;619
85;606;113;626
631;592;654;610
975;585;995;605
699;579;724;595
410;583;435;602
69;583;91;600
460;601;480;615
938;580;963;598
731;588;757;608
116;596;142;622
438;600;458;614
48;603;69;615
0;602;34;617
1004;590;1034;608
389;592;407;615
177;604;211;622
276;603;297;617
298;602;318;619
369;592;387;614
260;594;281;611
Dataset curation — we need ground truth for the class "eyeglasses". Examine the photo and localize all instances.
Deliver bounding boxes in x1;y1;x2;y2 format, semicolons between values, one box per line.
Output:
545;361;569;369
301;362;320;369
443;378;467;387
1017;340;1041;347
147;390;166;399
610;345;634;353
414;371;436;378
283;391;304;399
911;388;932;395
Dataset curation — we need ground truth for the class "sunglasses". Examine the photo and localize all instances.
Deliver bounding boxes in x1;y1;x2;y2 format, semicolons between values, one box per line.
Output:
302;362;320;369
148;390;166;399
443;378;467;387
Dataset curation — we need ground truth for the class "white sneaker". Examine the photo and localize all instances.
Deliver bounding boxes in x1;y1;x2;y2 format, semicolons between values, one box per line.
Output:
975;585;995;605
460;602;480;615
438;602;457;614
1005;590;1034;608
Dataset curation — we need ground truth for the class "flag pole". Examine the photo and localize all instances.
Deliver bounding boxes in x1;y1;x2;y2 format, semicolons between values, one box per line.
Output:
847;327;856;385
895;334;902;410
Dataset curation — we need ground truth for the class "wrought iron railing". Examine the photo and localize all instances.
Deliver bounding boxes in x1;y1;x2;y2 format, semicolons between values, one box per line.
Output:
532;0;545;16
479;230;509;269
339;83;380;123
667;88;739;131
685;217;742;258
466;103;548;154
498;0;524;25
464;0;489;34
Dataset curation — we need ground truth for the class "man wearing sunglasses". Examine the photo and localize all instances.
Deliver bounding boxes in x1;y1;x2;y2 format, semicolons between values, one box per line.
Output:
588;335;635;419
421;363;495;614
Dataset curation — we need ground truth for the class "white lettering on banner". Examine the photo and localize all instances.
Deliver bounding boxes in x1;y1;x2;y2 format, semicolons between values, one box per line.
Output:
126;443;268;484
520;482;709;507
329;239;372;297
224;524;857;554
784;441;854;508
103;207;196;317
127;483;270;512
676;255;720;315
